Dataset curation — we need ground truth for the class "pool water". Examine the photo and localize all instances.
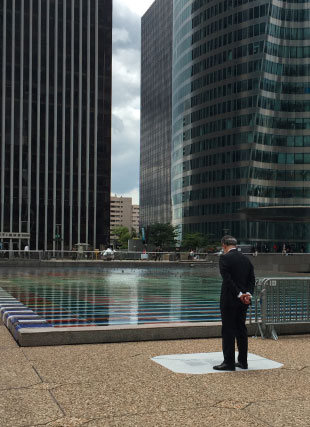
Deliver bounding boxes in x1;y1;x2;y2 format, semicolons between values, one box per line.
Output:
0;267;223;327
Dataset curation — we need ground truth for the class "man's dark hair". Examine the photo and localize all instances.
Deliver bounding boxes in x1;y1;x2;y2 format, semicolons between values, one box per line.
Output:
221;235;237;246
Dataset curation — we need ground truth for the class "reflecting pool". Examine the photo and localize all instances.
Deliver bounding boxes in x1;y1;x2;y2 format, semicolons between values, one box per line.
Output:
0;267;222;327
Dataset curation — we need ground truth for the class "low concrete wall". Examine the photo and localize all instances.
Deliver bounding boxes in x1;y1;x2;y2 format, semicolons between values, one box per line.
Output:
244;254;310;273
1;254;310;272
0;259;217;269
15;321;310;347
205;253;310;274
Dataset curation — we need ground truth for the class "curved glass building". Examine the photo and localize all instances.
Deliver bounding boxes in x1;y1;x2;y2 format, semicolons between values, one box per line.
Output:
172;0;310;249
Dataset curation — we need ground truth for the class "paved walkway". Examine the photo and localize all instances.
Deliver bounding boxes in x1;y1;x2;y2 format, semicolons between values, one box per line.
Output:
0;325;309;426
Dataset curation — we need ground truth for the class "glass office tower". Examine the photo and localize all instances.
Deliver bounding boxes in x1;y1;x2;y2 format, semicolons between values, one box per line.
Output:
172;0;310;248
140;0;173;228
0;0;112;250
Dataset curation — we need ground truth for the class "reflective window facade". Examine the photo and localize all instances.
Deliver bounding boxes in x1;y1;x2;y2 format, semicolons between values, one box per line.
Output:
140;0;173;228
0;0;112;250
172;0;310;245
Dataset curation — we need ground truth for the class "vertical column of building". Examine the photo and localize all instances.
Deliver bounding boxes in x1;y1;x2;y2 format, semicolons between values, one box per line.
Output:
140;0;173;229
44;0;50;251
27;0;33;248
9;0;16;248
93;0;99;249
85;0;91;246
69;0;75;251
18;0;25;249
1;0;7;239
77;0;83;246
35;0;41;250
61;0;66;252
52;0;58;253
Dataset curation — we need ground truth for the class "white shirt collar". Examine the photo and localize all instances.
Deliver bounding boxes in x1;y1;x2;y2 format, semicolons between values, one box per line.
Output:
227;247;237;253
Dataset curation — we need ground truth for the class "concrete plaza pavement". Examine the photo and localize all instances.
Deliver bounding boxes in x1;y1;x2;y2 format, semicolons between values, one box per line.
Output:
0;325;310;426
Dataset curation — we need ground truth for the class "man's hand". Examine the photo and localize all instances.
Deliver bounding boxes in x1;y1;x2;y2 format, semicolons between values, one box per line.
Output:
240;294;251;305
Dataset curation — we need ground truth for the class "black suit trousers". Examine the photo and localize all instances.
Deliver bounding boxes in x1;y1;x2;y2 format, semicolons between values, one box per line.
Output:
221;302;248;366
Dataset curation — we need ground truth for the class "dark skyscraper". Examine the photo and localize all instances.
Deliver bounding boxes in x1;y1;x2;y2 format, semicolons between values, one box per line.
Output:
171;0;310;249
140;0;173;228
0;0;112;250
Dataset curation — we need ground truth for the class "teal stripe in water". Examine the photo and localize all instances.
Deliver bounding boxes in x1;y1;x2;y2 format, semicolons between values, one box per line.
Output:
0;267;224;327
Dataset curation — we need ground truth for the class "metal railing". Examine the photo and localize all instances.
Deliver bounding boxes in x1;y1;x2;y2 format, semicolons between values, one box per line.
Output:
250;277;310;340
0;250;212;262
0;250;44;260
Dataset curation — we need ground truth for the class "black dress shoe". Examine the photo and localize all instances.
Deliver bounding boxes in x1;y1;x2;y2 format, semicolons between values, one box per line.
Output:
235;362;248;369
213;362;235;371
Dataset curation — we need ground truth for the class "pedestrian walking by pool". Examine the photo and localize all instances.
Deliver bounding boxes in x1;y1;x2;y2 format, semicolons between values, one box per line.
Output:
213;235;255;371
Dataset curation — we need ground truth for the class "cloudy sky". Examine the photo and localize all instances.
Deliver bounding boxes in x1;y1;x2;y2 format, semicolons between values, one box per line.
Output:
112;0;155;204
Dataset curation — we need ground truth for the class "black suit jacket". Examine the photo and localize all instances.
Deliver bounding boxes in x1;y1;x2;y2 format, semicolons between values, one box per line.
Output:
219;249;255;307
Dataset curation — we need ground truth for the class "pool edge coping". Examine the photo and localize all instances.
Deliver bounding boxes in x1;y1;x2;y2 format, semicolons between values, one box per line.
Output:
13;321;310;346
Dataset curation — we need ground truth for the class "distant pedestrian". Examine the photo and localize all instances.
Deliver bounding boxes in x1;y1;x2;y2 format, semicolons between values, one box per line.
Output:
155;247;161;261
24;245;29;259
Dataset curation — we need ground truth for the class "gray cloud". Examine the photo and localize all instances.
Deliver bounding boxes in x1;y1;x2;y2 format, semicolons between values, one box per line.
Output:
111;0;141;203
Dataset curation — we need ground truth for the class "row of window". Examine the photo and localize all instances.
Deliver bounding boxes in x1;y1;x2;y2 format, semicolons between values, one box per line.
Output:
193;37;266;63
192;3;268;28
191;25;310;67
258;96;310;113
253;133;310;148
271;5;310;22
261;78;310;95
174;58;262;100
192;4;268;41
175;52;307;108
174;62;310;110
186;96;310;123
173;166;310;193
173;78;310;120
181;96;257;128
173;78;258;118
175;22;266;74
180;185;300;205
173;132;310;164
251;167;310;182
268;23;310;41
173;205;246;221
176;149;310;176
175;0;261;40
173;184;310;206
182;202;247;218
175;2;266;49
173;185;248;204
179;196;310;218
176;113;310;145
248;185;310;199
265;41;310;59
173;166;249;190
264;60;310;77
183;94;310;129
252;151;310;165
179;149;251;173
175;2;308;52
182;219;310;242
191;0;260;15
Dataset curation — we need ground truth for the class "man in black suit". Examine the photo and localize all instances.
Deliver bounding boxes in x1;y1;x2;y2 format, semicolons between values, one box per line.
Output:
213;235;255;371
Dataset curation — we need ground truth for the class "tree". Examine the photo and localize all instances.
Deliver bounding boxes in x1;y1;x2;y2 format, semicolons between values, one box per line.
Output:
147;223;179;249
111;226;131;249
181;232;206;250
181;233;220;252
131;228;138;238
